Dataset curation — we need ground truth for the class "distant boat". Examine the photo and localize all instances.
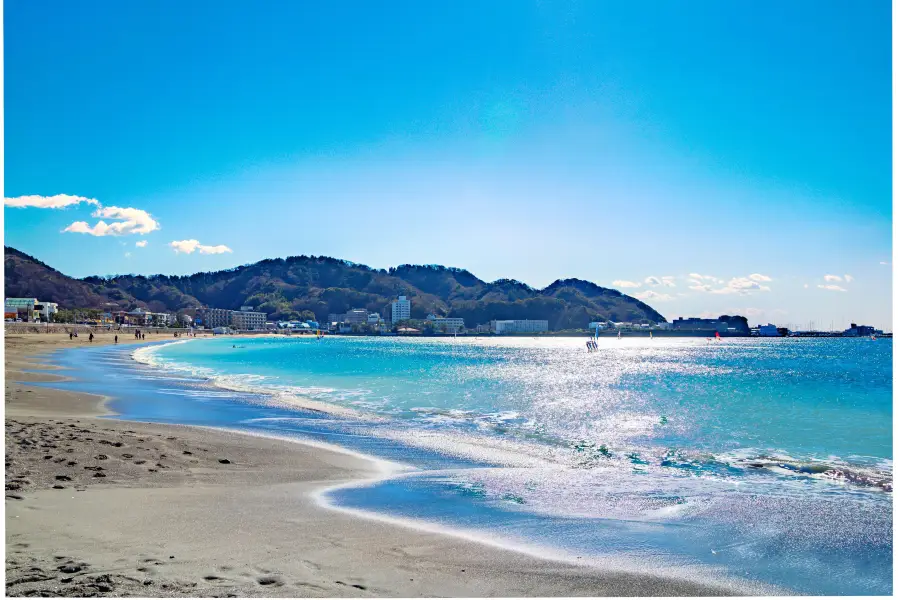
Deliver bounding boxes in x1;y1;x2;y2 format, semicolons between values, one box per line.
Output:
715;331;721;341
617;330;621;340
649;331;653;340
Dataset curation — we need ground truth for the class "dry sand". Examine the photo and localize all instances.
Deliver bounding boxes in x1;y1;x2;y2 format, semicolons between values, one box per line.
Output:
5;332;736;597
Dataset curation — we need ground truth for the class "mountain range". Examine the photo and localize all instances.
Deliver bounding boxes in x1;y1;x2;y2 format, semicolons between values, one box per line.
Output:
4;246;666;328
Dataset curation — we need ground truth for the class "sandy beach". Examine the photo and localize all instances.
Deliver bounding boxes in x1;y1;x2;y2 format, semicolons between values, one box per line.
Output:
5;332;735;597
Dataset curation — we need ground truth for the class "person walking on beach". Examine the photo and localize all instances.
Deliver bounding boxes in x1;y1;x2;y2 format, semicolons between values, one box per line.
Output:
114;335;118;344
89;332;94;343
69;332;73;341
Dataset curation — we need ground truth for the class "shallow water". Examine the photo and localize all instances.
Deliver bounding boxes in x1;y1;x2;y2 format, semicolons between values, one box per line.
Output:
44;336;892;594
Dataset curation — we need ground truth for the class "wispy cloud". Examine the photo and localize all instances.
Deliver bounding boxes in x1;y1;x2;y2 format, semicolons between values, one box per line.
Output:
612;280;642;288
5;194;99;209
748;273;772;282
135;240;148;248
635;290;675;301
880;261;891;266
823;274;843;282
843;274;853;282
124;252;132;258
170;239;233;255
63;206;159;236
645;276;677;288
817;284;847;292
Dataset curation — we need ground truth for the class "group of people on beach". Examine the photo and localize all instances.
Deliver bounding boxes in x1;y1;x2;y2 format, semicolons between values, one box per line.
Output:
585;339;599;352
68;331;94;342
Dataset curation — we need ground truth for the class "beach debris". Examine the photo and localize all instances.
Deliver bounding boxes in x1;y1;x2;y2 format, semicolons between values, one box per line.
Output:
218;458;231;464
95;454;108;460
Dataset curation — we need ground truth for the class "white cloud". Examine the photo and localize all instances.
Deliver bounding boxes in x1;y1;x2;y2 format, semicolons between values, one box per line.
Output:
688;274;771;295
817;284;847;292
135;240;148;248
4;194;99;209
823;274;843;282
635;290;675;302
843;274;853;282
169;239;233;255
880;261;891;266
803;283;809;289
63;206;159;236
644;276;677;288
124;252;132;258
688;273;718;282
612;280;642;288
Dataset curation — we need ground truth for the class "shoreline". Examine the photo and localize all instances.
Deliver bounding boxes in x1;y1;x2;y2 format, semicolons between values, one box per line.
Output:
5;332;743;597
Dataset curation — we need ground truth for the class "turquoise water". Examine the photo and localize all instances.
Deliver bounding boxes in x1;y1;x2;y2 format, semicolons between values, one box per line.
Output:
75;336;893;593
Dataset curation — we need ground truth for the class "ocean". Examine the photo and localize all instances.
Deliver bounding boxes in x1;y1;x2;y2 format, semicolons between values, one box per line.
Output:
48;335;892;594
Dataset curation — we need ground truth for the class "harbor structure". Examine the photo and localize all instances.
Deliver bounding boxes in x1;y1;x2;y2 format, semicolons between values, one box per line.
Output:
672;316;751;336
758;323;780;337
843;323;877;337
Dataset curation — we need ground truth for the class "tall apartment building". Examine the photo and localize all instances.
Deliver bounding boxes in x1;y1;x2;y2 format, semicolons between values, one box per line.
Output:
202;308;234;329
390;296;411;324
231;310;267;331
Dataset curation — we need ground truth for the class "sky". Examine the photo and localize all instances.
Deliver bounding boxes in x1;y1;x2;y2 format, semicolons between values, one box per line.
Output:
3;1;893;330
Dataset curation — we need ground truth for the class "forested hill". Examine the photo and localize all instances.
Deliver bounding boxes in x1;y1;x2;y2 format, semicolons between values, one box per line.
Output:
4;247;667;328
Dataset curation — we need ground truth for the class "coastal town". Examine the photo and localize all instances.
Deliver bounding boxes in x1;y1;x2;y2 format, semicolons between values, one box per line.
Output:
4;294;890;338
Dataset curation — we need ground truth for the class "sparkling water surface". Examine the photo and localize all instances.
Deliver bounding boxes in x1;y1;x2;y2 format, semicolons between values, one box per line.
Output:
45;336;892;595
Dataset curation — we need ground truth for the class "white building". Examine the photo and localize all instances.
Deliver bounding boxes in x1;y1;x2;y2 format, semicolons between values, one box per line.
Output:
390;296;411;324
367;313;382;325
491;320;549;334
427;314;465;333
34;302;59;321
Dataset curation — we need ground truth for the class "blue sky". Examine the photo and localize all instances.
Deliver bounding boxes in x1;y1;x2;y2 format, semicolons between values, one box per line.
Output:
4;1;893;329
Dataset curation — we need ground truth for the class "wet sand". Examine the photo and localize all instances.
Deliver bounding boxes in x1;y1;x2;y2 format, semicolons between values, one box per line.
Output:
5;332;737;597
